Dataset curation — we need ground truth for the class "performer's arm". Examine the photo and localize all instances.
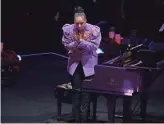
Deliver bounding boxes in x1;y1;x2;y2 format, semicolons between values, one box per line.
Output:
78;26;101;51
62;24;78;51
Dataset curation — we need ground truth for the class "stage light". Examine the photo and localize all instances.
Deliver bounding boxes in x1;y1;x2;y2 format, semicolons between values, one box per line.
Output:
96;48;104;54
93;0;96;3
17;55;22;61
109;27;115;39
115;34;121;45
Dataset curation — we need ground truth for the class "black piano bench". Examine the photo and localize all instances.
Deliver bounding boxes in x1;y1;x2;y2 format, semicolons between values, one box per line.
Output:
54;82;72;119
54;81;98;122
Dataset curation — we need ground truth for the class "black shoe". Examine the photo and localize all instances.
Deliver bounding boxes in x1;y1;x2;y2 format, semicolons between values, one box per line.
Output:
64;113;76;122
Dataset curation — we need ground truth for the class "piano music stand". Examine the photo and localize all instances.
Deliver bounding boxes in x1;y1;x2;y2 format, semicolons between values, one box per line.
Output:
137;49;157;67
159;22;164;32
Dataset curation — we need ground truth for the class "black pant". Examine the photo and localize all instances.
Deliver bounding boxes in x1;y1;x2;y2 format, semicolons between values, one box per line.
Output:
70;62;93;122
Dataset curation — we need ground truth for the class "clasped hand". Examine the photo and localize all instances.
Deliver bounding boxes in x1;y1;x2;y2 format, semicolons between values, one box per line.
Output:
72;32;89;43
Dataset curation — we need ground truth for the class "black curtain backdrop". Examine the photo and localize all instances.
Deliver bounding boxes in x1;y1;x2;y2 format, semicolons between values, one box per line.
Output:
2;0;164;55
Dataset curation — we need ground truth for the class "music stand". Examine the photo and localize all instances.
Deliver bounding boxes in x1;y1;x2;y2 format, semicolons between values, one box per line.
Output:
137;49;157;67
159;22;164;32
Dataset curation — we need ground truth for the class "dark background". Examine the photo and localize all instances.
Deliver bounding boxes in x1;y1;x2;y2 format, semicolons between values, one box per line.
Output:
1;1;164;123
2;0;164;54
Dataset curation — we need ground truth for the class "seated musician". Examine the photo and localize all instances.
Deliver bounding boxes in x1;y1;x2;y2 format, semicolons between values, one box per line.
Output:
61;6;101;122
99;25;121;60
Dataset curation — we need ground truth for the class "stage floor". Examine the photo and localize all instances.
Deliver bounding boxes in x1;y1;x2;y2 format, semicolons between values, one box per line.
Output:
1;54;164;123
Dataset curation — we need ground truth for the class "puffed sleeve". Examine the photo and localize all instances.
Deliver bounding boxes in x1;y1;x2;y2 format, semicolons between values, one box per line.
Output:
78;25;101;51
62;24;78;51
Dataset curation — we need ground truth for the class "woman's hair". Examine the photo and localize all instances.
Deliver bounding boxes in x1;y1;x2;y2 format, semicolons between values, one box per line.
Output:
74;6;86;20
74;6;84;13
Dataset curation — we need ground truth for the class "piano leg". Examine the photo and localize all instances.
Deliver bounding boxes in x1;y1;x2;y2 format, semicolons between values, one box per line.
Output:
106;95;116;123
57;97;62;117
139;70;153;122
92;94;98;121
140;91;148;121
139;70;159;122
123;96;132;122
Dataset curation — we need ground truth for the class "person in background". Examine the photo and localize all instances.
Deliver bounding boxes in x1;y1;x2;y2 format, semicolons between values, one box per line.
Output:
61;6;101;122
98;24;121;60
1;42;3;53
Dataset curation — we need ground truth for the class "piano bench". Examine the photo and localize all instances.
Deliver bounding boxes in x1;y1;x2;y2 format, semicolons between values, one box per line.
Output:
54;82;98;121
